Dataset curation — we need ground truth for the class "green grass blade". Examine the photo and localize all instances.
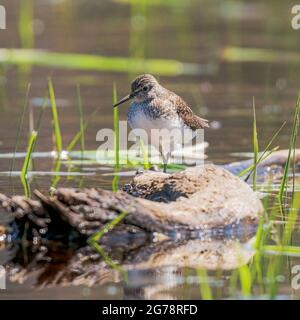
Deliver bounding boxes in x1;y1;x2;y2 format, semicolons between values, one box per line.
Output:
140;140;150;170
10;83;31;177
238;121;286;178
21;130;37;197
51;158;61;189
67;103;103;152
238;264;252;298
112;84;120;192
113;83;119;167
76;84;85;159
0;49;215;76
197;268;213;300
262;245;300;256
278;93;300;206
87;211;129;282
35;91;48;133
67;124;88;152
252;97;258;191
282;193;300;247
254;218;265;250
87;241;128;282
222;46;300;64
239;147;279;178
48;78;62;154
228;269;239;298
18;0;34;49
88;211;129;243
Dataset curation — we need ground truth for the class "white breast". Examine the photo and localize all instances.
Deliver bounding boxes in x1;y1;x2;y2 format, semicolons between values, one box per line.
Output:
127;102;194;153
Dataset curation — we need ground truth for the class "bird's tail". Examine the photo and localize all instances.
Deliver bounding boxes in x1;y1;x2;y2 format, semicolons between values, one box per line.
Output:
198;116;209;128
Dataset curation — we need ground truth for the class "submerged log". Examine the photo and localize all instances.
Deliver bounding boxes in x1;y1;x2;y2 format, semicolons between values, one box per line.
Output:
0;164;263;238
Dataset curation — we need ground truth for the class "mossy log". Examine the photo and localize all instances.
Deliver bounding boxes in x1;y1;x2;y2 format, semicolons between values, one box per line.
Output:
1;164;262;238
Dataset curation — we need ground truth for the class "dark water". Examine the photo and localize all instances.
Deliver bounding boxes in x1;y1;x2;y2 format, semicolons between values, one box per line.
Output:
0;0;300;299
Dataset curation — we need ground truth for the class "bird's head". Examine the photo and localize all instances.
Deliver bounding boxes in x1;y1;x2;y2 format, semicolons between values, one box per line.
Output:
113;74;160;107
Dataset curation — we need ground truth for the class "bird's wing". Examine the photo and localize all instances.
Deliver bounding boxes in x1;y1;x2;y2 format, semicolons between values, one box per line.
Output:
168;91;209;130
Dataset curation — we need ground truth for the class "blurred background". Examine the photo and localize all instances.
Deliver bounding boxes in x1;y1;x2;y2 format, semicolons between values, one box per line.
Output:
0;0;299;193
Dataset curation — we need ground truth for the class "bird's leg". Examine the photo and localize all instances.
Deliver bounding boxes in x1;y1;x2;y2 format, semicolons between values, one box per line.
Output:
162;152;170;173
163;163;167;173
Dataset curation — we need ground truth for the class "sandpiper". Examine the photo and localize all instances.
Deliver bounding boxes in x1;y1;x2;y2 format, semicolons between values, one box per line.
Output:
113;74;209;172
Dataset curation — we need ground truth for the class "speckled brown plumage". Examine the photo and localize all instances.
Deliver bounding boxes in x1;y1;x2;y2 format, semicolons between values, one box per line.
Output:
166;89;209;130
127;74;209;131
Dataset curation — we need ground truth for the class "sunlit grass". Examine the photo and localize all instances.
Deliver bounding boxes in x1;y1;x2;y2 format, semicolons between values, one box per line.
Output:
238;121;286;179
222;46;300;64
67;103;102;152
51;158;61;190
88;211;129;243
67;127;88;152
0;66;8;110
113;83;119;168
227;92;300;300
0;49;215;76
48;78;62;154
114;0;191;6
87;211;129;281
112;83;120;192
88;241;128;281
76;84;85;160
35;91;48;133
48;79;64;189
140;140;150;170
18;0;34;49
197;268;213;300
262;245;300;256
238;263;252;298
10;84;31;177
129;0;147;65
21;130;37;197
252;97;258;191
249;93;300;299
278;93;300;208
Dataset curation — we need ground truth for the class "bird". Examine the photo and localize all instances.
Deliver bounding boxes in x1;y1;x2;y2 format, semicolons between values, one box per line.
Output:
113;74;209;172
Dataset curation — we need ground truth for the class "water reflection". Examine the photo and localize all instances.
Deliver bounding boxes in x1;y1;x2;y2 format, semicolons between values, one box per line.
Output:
1;221;256;300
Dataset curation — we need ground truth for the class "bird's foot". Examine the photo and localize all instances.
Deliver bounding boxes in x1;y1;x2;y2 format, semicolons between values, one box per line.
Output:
149;165;159;172
136;168;145;175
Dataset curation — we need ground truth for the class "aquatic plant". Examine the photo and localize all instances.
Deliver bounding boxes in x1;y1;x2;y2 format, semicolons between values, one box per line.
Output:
21;130;37;197
48;78;62;154
18;0;34;49
0;49;215;76
10;84;31;177
278;93;300;207
87;211;129;281
112;83;120;192
76;84;85;160
252;97;258;191
197;268;213;300
222;46;300;64
239;122;286;179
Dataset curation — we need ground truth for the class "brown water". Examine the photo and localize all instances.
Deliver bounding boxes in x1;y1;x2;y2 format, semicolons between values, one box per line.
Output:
0;0;300;299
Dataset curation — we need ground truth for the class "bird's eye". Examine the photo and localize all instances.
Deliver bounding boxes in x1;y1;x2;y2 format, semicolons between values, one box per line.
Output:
143;85;149;92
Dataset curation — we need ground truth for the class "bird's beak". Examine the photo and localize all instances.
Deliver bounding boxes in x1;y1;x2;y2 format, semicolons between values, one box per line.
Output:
113;88;142;108
113;92;135;108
